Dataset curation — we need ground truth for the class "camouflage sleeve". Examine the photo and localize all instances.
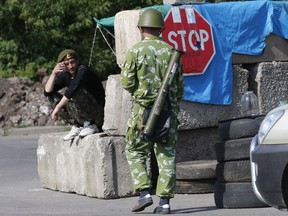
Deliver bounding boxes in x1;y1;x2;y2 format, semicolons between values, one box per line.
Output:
120;50;137;93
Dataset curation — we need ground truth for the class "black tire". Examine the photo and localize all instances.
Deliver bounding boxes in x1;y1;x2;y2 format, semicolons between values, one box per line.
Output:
215;137;252;162
254;116;265;127
218;117;260;141
216;160;251;183
176;179;215;194
176;160;217;180
214;182;268;208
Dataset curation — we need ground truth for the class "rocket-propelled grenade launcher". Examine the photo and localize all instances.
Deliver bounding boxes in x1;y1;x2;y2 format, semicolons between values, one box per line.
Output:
142;49;183;140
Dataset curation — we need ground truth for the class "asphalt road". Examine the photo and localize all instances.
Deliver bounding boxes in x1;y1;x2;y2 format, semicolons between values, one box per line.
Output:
0;133;287;216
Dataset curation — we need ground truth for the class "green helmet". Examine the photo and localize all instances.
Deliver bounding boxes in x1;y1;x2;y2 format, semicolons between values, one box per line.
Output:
137;8;164;29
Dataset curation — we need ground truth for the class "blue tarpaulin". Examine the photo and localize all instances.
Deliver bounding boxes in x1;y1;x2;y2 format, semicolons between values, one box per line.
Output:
95;1;288;105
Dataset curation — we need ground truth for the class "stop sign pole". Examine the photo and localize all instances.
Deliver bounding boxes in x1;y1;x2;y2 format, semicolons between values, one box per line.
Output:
161;6;216;75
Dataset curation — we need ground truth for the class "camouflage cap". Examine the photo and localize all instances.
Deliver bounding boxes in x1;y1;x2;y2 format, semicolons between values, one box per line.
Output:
57;49;78;63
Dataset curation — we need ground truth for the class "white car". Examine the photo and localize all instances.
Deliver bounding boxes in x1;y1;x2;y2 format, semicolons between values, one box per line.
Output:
250;104;288;210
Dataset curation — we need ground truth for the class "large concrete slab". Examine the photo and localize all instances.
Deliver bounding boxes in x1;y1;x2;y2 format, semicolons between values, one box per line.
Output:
176;127;218;163
233;34;288;64
114;10;141;66
178;65;248;130
102;75;133;135
250;62;288;114
37;132;134;199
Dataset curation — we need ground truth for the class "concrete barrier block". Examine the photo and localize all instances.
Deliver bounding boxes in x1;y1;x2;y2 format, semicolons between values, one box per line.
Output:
176;127;218;162
115;10;141;66
178;65;248;129
233;34;288;64
250;62;288;114
103;75;133;135
37;133;134;199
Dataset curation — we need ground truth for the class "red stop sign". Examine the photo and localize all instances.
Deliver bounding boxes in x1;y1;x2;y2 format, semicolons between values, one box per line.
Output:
162;6;216;75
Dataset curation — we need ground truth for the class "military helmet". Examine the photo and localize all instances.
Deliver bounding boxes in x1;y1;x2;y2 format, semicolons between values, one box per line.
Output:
137;8;164;29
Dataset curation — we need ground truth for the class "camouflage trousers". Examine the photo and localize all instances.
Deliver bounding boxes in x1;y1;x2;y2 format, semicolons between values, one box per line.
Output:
125;103;178;198
48;88;104;128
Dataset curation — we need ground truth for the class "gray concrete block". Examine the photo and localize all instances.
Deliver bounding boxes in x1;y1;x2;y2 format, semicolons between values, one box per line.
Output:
37;133;134;199
114;10;141;66
178;65;248;129
233;34;288;64
102;75;132;135
176;127;218;162
250;62;288;114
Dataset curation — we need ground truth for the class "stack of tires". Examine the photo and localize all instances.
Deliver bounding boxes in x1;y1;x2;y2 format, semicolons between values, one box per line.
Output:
214;116;268;208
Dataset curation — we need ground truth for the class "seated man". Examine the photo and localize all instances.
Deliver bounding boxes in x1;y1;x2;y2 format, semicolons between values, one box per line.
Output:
44;49;105;141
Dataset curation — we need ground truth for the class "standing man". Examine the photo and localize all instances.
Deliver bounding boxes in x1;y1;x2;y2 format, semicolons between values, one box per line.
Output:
120;8;184;214
44;49;105;141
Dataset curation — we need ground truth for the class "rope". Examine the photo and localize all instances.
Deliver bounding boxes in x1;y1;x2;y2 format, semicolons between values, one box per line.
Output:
104;27;115;39
88;24;98;67
98;25;116;56
88;23;116;67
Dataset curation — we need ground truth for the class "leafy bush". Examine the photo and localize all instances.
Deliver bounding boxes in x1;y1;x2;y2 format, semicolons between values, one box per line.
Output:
0;0;162;81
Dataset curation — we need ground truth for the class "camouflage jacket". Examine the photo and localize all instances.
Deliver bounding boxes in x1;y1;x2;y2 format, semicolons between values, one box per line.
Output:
120;35;184;112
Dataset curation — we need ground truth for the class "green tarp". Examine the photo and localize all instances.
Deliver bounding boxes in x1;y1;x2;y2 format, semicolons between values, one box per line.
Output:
93;5;171;34
93;17;115;34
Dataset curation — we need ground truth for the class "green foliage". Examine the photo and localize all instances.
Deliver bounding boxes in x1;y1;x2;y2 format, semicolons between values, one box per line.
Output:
0;0;162;81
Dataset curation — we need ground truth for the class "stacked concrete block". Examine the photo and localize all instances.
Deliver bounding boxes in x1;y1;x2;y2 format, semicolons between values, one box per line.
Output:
177;127;218;162
102;76;130;136
233;34;288;64
178;65;248;130
37;132;134;199
250;62;288;114
114;10;142;66
102;75;133;135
